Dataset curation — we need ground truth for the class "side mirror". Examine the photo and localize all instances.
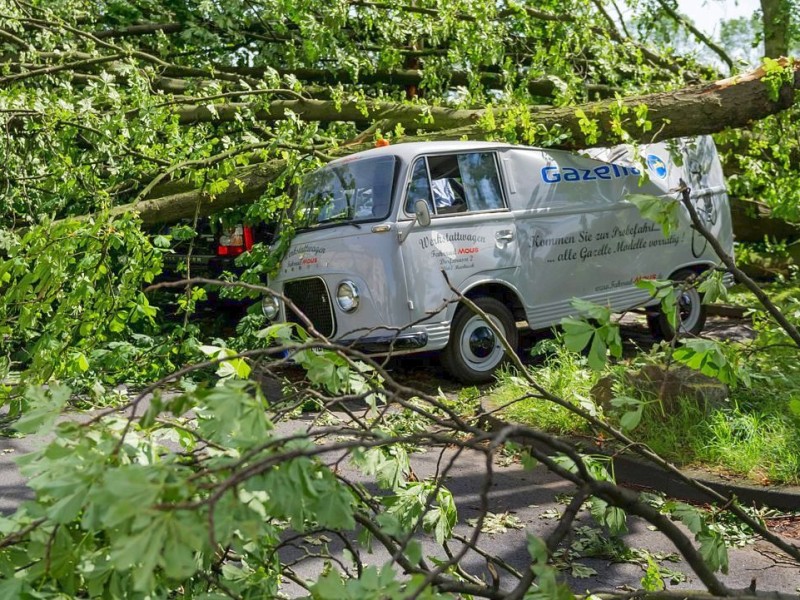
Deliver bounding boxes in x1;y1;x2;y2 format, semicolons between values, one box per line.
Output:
398;199;433;245
414;199;432;228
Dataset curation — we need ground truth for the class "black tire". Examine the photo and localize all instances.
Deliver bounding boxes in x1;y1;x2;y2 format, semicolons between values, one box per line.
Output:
441;297;518;384
647;269;707;340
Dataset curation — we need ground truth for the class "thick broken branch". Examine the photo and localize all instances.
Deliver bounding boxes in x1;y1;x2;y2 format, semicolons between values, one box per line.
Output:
110;60;800;225
164;59;797;135
109;158;291;224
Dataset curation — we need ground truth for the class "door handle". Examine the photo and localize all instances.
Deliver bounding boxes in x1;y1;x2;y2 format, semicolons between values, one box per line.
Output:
495;230;514;242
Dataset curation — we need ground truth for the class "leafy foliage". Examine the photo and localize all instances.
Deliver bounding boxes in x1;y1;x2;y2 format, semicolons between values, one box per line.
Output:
561;299;623;370
0;215;173;392
1;0;800;598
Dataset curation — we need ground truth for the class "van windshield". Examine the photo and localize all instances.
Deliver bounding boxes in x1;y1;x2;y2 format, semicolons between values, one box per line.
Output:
295;156;396;230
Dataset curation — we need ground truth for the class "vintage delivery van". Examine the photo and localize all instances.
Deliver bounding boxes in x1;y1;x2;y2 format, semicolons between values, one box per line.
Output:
260;137;733;382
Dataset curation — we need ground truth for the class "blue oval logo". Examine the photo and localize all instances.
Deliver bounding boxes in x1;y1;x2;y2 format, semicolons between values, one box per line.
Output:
647;154;668;179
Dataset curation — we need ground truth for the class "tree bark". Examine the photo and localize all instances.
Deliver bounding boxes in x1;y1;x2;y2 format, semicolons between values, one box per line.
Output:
761;0;791;58
170;60;800;142
730;197;800;242
118;60;800;225
109;159;291;225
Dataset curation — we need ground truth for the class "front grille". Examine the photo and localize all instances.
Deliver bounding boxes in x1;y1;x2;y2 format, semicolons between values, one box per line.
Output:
284;277;335;338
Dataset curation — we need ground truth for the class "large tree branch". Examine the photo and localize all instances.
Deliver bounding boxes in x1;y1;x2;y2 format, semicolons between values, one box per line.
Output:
172;59;798;135
108;59;800;225
92;21;184;39
161;65;605;99
109;159;289;224
160;58;794;132
761;0;791;58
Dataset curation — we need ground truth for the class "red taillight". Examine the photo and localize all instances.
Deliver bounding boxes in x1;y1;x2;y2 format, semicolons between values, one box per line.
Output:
217;225;254;256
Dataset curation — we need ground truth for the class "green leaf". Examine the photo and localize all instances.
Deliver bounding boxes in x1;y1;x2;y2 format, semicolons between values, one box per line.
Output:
91;465;164;529
110;520;168;591
14;384;71;435
587;331;608;370
788;397;800;418
698;271;728;304
47;488;88;524
76;353;90;372
312;569;347;598
520;451;538;470
666;501;703;534
561;317;594;353
641;556;666;591
603;506;627;535
610;395;640;409
256;322;296;342
526;534;549;564
571;562;598;578
570;298;611;322
626;193;679;237
217;357;251;379
406;540;423;567
698;529;729;574
619;405;643;431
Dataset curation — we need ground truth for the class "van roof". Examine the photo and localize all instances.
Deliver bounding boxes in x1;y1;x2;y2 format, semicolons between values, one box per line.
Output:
328;141;517;165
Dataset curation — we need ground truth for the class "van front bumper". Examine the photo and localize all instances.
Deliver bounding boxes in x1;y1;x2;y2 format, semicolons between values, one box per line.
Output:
344;332;428;354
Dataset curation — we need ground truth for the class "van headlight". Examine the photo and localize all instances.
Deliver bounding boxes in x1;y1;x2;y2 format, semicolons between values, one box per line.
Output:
261;294;280;320
336;281;360;313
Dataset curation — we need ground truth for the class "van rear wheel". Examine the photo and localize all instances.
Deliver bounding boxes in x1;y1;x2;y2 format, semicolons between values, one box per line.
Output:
647;269;706;340
441;297;518;384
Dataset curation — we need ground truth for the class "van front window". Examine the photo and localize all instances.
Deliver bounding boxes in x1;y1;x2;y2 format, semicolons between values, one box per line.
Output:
295;156;396;230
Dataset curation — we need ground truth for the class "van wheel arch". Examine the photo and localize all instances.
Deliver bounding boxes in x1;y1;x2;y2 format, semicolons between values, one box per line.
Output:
462;282;526;321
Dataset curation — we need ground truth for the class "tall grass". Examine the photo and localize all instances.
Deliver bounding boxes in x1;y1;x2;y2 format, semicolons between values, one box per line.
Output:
491;341;800;485
495;342;601;436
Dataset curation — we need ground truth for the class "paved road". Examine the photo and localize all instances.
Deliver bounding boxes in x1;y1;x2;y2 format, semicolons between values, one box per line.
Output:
274;408;800;596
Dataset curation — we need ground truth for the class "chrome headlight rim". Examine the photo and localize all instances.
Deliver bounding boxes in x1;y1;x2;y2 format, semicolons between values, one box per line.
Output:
261;294;280;319
335;280;360;313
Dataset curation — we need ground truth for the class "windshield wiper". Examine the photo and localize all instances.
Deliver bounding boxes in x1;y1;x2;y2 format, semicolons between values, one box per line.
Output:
298;216;362;231
319;217;361;229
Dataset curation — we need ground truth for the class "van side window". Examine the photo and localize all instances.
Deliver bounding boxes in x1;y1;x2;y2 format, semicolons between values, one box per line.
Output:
457;152;504;211
405;152;505;216
405;158;434;214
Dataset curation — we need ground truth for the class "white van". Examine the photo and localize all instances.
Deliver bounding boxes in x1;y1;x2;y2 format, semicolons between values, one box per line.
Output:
261;138;733;382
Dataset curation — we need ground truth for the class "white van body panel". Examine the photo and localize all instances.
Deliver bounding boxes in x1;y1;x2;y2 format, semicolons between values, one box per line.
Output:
268;138;733;357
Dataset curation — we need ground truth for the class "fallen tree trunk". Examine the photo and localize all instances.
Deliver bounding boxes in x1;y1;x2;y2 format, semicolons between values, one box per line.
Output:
113;60;800;225
110;159;291;225
730;197;800;243
171;60;798;136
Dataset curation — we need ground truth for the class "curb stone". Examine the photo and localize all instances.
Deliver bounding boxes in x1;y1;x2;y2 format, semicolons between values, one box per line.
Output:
480;398;800;512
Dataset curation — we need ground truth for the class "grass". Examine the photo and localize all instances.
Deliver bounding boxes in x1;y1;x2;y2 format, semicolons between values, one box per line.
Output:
726;278;800;308
632;391;800;484
490;275;800;485
492;342;800;486
494;342;600;437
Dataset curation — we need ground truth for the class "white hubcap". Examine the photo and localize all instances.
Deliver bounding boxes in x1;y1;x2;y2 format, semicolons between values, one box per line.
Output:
458;314;505;372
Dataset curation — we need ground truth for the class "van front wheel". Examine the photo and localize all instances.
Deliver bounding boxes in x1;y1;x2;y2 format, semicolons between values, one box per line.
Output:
441;297;518;384
647;269;706;340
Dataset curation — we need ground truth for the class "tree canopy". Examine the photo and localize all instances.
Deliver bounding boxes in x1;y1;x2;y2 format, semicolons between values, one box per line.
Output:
0;0;798;227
